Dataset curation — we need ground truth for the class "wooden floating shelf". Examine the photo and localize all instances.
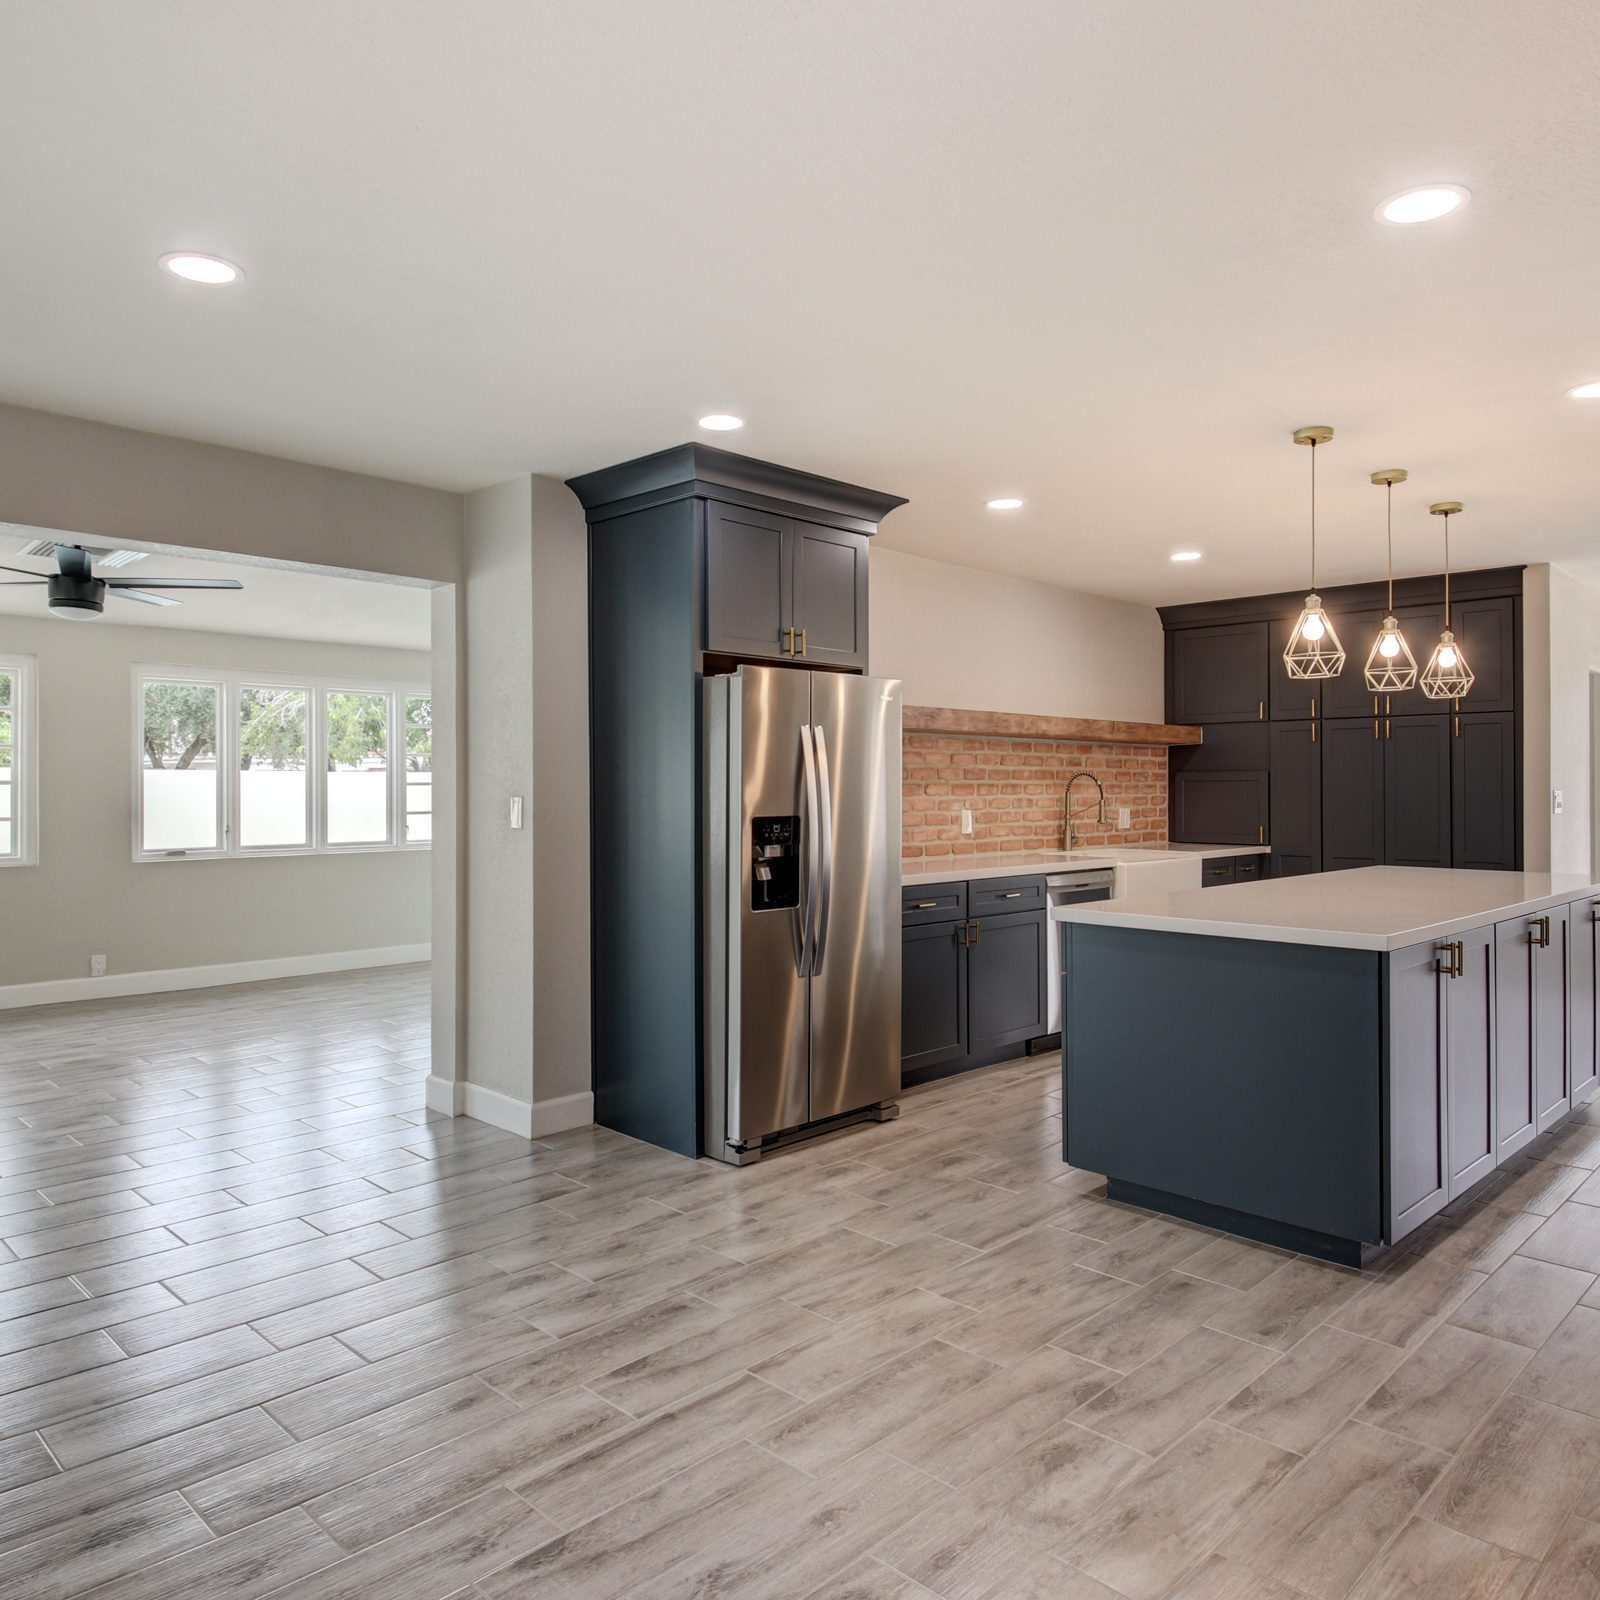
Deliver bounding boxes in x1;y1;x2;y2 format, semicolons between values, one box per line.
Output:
904;705;1203;747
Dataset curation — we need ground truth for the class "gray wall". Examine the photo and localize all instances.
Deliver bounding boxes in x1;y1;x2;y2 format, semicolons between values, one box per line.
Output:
0;614;431;987
458;475;592;1118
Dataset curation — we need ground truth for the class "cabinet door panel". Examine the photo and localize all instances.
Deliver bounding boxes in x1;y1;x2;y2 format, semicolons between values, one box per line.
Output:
791;522;867;668
1446;922;1496;1197
901;921;967;1075
1535;904;1570;1131
1170;623;1270;724
966;909;1048;1056
1452;711;1517;871
704;502;790;658
1322;717;1385;871
1388;939;1448;1242
1385;601;1447;716
1449;595;1516;713
1170;771;1267;845
1383;715;1451;868
1269;721;1321;877
1573;898;1600;1106
1495;916;1538;1160
1320;608;1387;720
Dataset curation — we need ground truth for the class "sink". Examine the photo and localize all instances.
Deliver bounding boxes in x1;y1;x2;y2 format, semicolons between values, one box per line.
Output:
1112;854;1201;896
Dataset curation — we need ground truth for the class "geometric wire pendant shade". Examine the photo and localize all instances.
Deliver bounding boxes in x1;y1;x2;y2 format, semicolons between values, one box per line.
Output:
1364;468;1418;693
1420;501;1474;699
1283;426;1346;680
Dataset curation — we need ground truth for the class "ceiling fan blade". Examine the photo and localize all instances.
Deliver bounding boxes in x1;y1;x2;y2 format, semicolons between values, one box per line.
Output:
0;580;47;585
0;562;49;578
108;587;181;606
104;577;243;590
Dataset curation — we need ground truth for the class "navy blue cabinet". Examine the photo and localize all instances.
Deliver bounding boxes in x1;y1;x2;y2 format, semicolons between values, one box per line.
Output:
902;875;1049;1085
1163;569;1522;877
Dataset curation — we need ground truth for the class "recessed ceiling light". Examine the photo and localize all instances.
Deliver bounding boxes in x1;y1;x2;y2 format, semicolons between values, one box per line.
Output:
698;414;744;431
1170;551;1203;562
160;252;243;285
1568;381;1600;400
1375;185;1470;225
985;497;1024;511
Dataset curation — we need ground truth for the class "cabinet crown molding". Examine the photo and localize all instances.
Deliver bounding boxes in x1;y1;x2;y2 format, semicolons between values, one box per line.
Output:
567;442;907;531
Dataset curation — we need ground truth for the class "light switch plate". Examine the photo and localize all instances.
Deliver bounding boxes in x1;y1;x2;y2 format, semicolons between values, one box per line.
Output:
959;807;974;836
509;796;524;829
1553;789;1565;815
1117;807;1131;829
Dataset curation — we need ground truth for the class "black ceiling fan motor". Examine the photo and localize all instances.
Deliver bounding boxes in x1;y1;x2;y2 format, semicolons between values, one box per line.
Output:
47;572;107;618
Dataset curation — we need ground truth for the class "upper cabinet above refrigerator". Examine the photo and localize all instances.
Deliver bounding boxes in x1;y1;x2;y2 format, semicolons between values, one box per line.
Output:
704;502;869;669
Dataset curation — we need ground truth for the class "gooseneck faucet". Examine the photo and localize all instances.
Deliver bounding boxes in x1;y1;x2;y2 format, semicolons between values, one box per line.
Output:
1063;770;1107;850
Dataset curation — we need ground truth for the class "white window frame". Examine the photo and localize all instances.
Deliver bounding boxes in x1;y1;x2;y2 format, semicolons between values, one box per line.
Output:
0;653;38;867
132;664;431;863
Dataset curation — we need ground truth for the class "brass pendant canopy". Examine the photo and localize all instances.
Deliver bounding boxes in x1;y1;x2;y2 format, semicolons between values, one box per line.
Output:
1420;501;1474;700
1364;468;1418;693
1284;427;1345;680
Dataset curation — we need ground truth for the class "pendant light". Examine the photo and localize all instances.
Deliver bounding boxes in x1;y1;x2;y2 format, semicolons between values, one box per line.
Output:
1363;469;1419;693
1284;426;1346;680
1420;501;1474;699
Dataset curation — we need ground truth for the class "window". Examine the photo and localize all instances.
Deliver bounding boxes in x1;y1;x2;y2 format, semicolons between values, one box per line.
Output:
0;655;35;865
239;686;309;848
325;690;390;846
403;695;432;842
132;666;430;861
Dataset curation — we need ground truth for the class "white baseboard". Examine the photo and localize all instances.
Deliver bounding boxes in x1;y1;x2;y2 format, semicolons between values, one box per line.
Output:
424;1074;465;1116
0;944;432;1012
532;1090;595;1137
445;1083;594;1139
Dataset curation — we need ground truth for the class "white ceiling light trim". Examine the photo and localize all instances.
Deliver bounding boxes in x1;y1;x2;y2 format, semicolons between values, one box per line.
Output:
697;413;744;431
1375;185;1470;225
985;497;1024;511
1568;381;1600;400
1170;550;1202;562
159;251;243;284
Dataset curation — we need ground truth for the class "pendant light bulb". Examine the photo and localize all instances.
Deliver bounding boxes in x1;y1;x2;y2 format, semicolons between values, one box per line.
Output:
1364;470;1418;694
1283;427;1346;681
1420;502;1474;700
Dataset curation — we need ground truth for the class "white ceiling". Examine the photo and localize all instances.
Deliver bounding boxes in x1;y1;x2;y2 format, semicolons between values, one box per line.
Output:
0;1;1596;606
0;528;432;650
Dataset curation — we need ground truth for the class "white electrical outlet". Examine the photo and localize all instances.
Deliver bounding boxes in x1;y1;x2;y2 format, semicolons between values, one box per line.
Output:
509;796;524;829
1117;807;1131;830
1553;789;1565;816
959;807;974;836
90;954;107;978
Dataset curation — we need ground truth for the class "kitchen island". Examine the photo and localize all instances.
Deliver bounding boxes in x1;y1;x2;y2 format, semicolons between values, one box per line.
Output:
1053;866;1600;1263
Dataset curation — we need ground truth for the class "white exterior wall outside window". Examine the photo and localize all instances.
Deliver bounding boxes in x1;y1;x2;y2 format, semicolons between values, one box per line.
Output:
134;666;430;862
0;655;37;865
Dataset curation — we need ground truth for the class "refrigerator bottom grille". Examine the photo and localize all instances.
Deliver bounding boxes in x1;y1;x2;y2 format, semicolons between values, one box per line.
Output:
719;1100;900;1166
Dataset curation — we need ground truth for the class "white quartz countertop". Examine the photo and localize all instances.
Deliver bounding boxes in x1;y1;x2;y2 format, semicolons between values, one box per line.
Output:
902;844;1268;888
1049;865;1600;952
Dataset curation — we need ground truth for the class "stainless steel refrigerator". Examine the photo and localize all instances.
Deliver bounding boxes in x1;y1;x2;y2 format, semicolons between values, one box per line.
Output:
704;666;902;1163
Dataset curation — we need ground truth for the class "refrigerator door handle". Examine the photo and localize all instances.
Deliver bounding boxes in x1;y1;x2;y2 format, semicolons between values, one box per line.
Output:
812;722;834;974
798;722;821;976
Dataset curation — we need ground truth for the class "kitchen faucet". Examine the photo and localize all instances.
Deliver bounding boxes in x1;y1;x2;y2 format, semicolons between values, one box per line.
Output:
1063;770;1107;850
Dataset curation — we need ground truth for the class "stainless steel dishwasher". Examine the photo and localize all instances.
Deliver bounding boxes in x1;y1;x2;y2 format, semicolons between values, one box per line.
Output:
1045;868;1115;1036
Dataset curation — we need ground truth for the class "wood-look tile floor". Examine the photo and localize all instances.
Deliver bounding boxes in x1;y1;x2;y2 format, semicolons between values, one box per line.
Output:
4;967;1600;1598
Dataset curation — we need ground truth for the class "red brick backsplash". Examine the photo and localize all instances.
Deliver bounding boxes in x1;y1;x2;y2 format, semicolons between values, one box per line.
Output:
902;732;1168;861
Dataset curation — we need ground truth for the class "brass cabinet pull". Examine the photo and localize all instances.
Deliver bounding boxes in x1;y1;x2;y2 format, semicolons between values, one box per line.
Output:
997;890;1023;899
1311;696;1318;718
1258;824;1265;844
1531;915;1552;948
1373;717;1379;740
1454;714;1461;737
782;626;796;656
913;900;939;910
1385;718;1392;740
796;627;807;657
1258;700;1265;720
1311;721;1317;743
968;919;981;947
1373;694;1380;715
1438;939;1464;978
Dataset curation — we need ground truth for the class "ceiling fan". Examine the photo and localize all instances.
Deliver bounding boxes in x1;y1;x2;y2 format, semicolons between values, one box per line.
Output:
0;543;243;620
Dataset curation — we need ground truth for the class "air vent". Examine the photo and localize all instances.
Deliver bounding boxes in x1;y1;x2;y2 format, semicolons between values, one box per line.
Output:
14;539;145;567
16;539;58;559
